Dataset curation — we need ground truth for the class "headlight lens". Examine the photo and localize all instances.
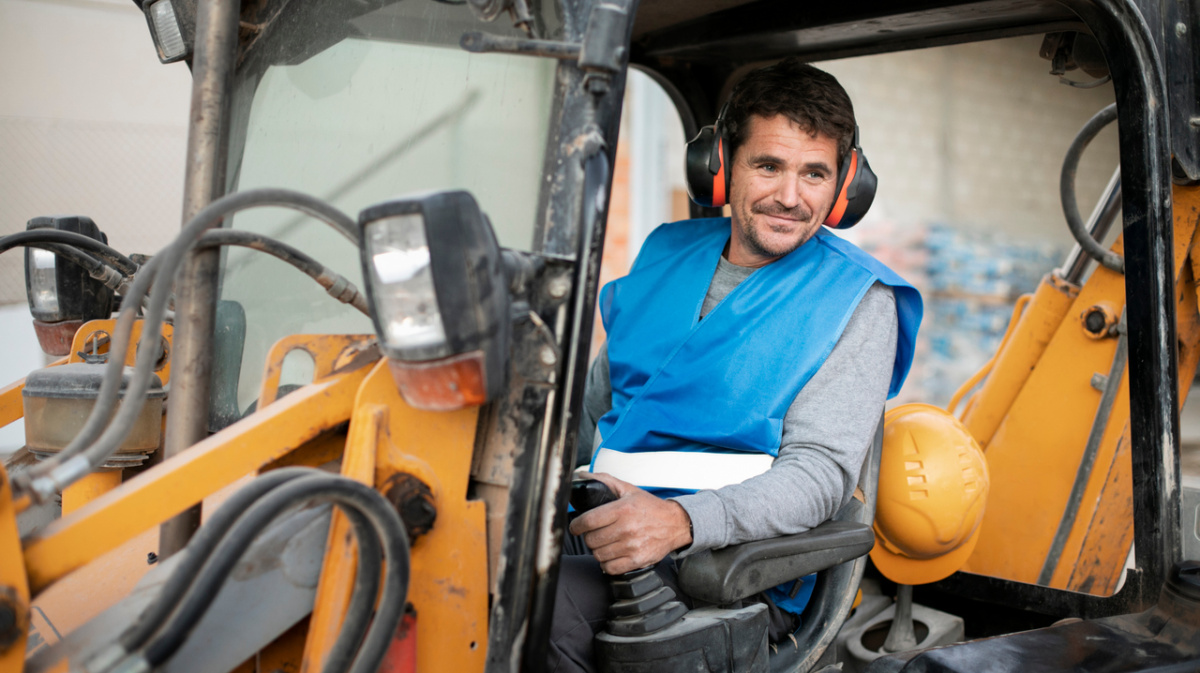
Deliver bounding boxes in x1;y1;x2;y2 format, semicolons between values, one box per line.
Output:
364;214;448;358
26;248;60;316
147;0;188;62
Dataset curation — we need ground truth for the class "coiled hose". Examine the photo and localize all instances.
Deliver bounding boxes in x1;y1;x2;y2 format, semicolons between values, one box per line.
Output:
17;188;357;503
96;470;409;673
1061;103;1123;274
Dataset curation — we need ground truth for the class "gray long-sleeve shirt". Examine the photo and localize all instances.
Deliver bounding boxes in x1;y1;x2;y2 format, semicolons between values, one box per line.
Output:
577;255;898;556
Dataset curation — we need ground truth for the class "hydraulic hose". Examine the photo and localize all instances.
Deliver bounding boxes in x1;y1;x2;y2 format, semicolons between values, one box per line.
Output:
26;243;132;295
0;237;132;295
3;225;363;312
90;469;383;673
1061;103;1123;274
22;243;103;276
139;474;408;673
118;468;314;652
196;230;369;315
315;507;384;673
0;229;139;276
18;189;358;504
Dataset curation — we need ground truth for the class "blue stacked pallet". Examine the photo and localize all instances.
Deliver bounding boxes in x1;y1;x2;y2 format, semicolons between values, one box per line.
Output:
919;224;1064;406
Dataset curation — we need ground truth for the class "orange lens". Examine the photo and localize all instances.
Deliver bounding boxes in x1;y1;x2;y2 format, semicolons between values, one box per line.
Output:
387;351;488;411
32;319;84;356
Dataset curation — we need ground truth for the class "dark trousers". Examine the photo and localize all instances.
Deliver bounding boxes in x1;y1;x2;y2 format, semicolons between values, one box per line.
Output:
546;533;800;673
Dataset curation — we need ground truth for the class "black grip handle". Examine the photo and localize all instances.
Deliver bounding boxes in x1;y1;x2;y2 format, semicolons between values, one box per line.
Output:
570;478;618;514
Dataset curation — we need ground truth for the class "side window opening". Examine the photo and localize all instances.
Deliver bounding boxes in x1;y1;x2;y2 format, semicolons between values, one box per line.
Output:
606;36;1153;598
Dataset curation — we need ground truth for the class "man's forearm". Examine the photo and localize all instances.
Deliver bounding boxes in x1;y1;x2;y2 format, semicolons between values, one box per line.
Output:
673;447;857;553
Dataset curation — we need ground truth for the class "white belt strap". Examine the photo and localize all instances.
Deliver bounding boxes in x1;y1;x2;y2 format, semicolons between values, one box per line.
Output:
591;447;774;491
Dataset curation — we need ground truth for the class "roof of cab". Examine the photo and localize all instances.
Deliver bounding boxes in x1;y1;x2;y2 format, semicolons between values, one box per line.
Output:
631;0;1081;64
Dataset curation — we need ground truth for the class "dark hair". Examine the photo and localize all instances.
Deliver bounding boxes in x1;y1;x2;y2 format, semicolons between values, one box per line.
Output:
725;58;856;163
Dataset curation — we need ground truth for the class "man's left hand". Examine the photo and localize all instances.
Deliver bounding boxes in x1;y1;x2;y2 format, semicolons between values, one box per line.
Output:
569;472;693;575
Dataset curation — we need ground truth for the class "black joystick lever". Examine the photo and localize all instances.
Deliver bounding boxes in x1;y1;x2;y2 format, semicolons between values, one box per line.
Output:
569;478;688;637
571;477;621;513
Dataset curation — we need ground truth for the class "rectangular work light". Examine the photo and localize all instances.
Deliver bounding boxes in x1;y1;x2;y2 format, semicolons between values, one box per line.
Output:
24;216;116;356
359;191;511;411
143;0;194;64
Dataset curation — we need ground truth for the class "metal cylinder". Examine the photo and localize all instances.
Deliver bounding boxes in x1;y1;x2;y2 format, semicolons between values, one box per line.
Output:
159;0;240;559
960;273;1078;448
1060;167;1122;285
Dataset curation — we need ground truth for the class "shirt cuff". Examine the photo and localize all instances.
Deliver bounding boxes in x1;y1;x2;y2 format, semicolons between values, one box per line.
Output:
670;491;727;558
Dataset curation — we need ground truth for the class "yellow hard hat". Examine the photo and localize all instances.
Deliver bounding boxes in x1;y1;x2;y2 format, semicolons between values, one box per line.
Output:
870;403;989;585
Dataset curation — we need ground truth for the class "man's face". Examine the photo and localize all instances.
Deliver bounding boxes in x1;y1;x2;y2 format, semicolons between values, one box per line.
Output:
727;114;840;267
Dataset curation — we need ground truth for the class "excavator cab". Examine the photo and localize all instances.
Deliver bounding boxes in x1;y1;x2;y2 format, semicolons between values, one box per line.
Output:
4;0;1200;672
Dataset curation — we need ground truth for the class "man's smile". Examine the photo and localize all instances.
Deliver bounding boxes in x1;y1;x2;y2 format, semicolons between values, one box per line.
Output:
753;204;813;231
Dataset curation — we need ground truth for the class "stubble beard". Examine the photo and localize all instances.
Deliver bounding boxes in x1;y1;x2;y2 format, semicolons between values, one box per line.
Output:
738;202;818;259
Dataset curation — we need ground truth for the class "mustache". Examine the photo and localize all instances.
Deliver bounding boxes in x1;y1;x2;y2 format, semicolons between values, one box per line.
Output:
752;202;812;221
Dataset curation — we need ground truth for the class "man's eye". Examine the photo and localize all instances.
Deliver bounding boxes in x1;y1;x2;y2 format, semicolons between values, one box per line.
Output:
760;164;777;173
807;171;826;180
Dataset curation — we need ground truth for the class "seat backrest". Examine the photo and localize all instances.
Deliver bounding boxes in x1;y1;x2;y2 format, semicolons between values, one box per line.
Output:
772;415;883;673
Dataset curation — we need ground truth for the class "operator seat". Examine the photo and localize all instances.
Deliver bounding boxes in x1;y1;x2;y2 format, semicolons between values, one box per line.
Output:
675;418;883;672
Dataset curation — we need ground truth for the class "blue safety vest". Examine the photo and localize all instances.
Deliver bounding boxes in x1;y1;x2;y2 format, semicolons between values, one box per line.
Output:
590;217;921;616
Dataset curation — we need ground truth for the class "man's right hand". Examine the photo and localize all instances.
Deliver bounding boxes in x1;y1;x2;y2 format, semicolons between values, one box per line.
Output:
569;472;693;575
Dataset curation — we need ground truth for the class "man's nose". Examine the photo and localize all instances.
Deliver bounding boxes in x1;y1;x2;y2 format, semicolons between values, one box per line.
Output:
773;176;802;209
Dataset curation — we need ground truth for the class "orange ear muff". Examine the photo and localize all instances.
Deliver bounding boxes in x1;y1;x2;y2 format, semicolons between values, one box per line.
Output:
824;149;857;227
823;146;877;229
711;138;728;207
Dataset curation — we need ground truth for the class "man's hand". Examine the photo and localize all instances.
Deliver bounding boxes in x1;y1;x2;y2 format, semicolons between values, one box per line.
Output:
569;472;693;575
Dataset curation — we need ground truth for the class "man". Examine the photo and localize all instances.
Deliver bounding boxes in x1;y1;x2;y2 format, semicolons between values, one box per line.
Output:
548;58;921;672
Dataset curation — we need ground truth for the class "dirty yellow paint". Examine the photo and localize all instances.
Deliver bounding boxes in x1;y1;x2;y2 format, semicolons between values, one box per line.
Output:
28;527;158;659
964;183;1200;590
355;360;489;673
257;334;379;409
60;471;123;517
301;405;382;673
67;320;175;385
1060;187;1200;594
0;464;30;673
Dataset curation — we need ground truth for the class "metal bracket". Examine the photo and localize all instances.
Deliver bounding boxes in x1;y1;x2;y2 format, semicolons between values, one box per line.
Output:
460;0;633;95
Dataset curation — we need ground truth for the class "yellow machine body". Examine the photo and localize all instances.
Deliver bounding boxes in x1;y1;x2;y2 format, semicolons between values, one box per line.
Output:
921;185;1200;595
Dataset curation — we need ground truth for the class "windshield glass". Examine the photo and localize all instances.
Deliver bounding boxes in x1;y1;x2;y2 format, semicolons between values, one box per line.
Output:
216;0;559;416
